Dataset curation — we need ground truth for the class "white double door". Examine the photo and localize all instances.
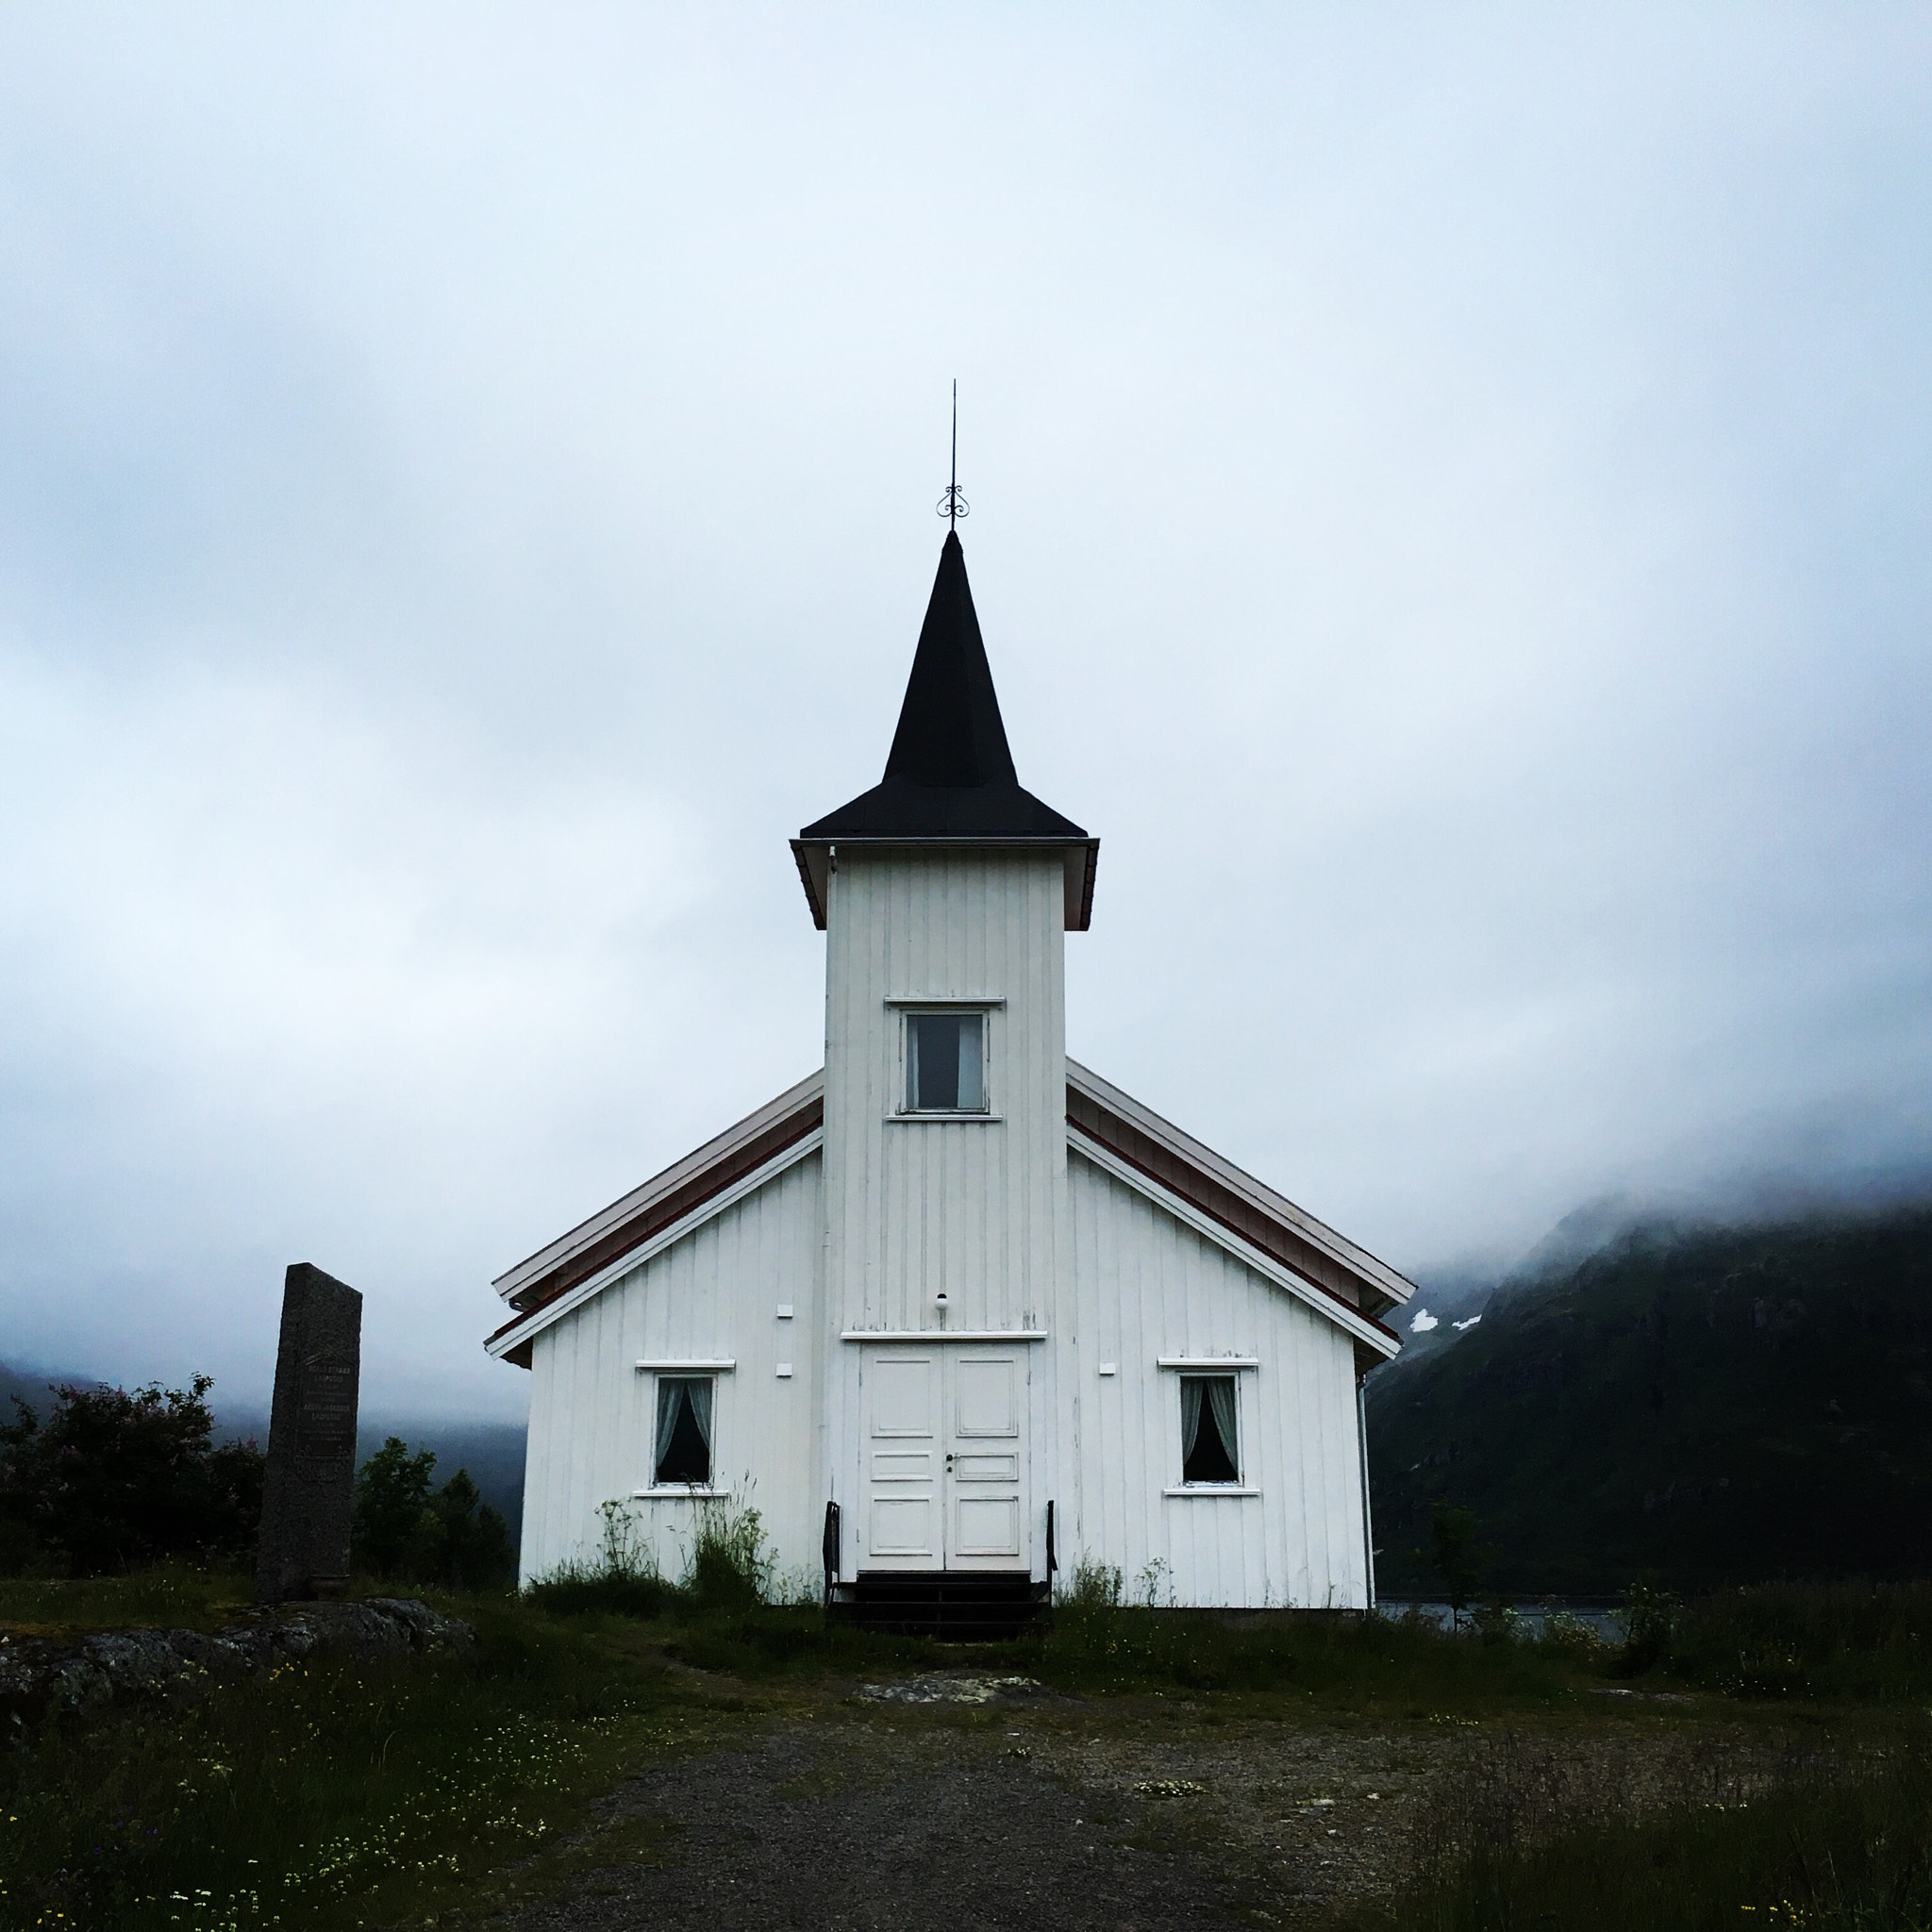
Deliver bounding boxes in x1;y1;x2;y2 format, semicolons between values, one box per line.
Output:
860;1345;1030;1571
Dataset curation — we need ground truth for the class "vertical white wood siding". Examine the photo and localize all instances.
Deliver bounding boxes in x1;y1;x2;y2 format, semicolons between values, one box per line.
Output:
821;847;1066;1335
819;849;1069;1565
1060;1147;1370;1608
518;1150;824;1589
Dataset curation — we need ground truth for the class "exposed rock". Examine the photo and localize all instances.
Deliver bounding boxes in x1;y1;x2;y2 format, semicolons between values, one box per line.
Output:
850;1673;1048;1706
0;1596;472;1740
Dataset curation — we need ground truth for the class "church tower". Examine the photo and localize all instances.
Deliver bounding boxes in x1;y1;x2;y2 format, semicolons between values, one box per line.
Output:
791;532;1097;1575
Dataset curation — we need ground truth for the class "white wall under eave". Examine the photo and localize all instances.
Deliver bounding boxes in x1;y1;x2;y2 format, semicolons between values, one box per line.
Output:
518;1150;824;1591
1061;1148;1370;1609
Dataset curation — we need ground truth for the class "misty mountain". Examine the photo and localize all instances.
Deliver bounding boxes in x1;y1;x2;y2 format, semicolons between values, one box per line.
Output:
1386;1269;1498;1366
0;1361;92;1424
1367;1207;1932;1594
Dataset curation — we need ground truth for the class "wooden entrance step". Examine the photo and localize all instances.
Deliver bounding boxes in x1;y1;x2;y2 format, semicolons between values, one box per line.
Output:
829;1571;1051;1641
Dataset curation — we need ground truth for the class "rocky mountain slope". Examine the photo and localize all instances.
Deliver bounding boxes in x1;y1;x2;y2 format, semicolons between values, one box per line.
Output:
1367;1208;1932;1594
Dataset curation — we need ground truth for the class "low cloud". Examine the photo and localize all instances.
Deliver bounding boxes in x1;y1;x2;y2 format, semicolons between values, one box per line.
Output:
0;8;1927;1416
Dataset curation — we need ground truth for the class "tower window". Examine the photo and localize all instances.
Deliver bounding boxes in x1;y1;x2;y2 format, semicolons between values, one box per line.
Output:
906;1010;986;1112
1180;1374;1240;1485
653;1375;714;1486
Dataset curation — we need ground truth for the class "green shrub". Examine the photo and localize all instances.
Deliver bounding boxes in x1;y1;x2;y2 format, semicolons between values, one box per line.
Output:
525;1497;674;1618
0;1375;262;1576
1534;1607;1611;1666
1469;1595;1523;1647
528;1493;777;1621
1611;1579;1684;1675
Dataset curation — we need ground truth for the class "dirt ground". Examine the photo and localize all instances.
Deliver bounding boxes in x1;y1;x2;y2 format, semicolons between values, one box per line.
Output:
453;1674;1785;1932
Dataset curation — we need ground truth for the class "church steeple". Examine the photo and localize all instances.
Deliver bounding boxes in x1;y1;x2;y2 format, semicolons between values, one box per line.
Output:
792;533;1098;929
882;529;1017;791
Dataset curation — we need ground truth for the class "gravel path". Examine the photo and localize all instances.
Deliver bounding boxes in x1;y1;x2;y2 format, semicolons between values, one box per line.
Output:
491;1718;1249;1931
467;1679;1785;1932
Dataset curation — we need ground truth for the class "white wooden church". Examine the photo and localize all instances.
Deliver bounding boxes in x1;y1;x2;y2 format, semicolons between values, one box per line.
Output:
488;532;1413;1622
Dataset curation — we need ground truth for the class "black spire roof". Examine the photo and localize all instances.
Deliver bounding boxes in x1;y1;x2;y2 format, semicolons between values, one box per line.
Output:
791;530;1097;928
800;531;1087;841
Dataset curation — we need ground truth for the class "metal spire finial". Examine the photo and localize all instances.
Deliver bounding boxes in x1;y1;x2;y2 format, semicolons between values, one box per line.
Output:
937;379;968;527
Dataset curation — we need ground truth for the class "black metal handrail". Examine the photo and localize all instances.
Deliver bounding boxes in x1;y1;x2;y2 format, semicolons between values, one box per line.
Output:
822;1499;841;1608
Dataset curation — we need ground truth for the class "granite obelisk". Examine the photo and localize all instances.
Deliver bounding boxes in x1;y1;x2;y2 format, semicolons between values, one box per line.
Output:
256;1263;362;1604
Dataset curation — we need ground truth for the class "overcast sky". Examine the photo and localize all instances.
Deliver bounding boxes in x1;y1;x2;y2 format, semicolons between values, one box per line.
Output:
2;6;1927;1421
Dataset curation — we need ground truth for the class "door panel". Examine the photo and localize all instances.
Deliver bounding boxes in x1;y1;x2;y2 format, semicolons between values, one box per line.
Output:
861;1352;941;1566
871;1355;940;1434
954;1356;1019;1436
953;1494;1022;1558
871;1495;938;1557
946;1350;1027;1571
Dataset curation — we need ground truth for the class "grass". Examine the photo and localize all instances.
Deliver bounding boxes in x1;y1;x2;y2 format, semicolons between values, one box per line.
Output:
0;1592;738;1932
527;1519;1600;1713
8;1555;1932;1931
1654;1580;1932;1703
0;1564;254;1637
1332;1723;1932;1931
1033;1591;1584;1710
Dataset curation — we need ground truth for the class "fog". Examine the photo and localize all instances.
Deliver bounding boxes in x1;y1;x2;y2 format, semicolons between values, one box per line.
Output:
2;6;1927;1419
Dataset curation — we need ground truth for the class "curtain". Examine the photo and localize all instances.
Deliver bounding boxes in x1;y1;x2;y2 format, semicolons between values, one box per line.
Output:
1180;1375;1204;1462
687;1376;714;1460
654;1378;682;1477
1206;1376;1238;1475
957;1013;984;1109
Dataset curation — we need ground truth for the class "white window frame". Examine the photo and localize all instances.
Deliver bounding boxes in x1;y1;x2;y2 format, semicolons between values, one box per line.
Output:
633;1364;731;1498
1158;1359;1260;1497
890;1000;999;1121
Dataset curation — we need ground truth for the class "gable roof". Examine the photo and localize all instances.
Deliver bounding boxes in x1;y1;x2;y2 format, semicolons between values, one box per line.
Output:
484;1062;1409;1368
791;532;1099;930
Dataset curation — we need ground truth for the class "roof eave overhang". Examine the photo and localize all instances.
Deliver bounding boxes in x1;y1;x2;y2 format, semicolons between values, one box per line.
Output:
791;836;1098;932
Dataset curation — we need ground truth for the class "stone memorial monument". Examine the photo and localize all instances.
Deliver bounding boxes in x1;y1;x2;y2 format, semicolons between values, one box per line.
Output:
256;1262;362;1604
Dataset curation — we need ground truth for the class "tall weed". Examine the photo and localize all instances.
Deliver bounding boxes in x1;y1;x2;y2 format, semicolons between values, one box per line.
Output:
1623;1576;1932;1700
1335;1724;1932;1932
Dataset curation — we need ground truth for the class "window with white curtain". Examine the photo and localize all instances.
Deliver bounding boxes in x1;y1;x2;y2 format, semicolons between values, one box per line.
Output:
653;1374;715;1486
1180;1374;1240;1485
904;1009;987;1113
